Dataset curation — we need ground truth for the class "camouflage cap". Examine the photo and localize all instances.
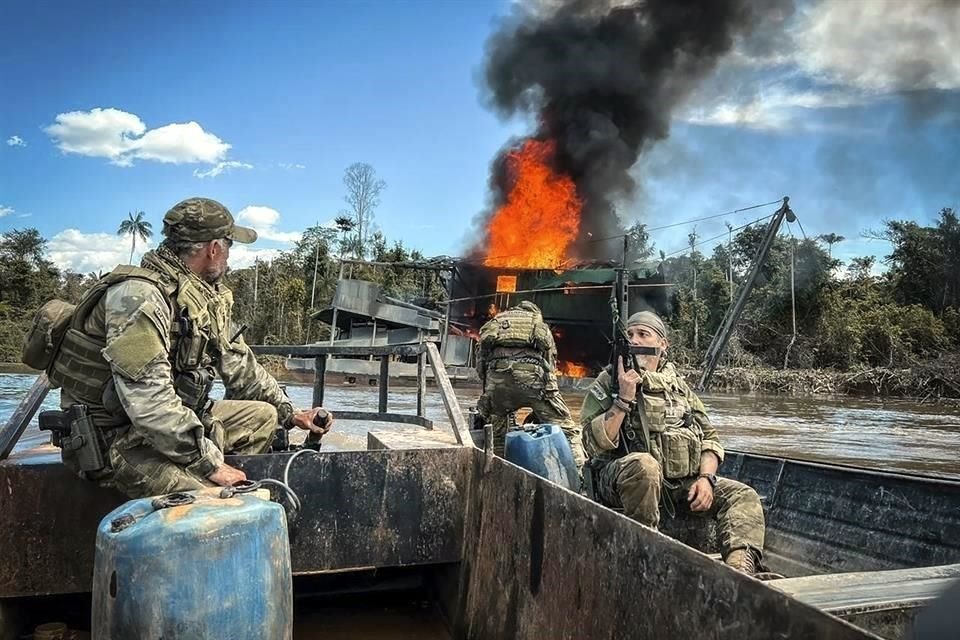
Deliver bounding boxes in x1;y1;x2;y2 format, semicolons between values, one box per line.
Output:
626;310;667;339
162;198;257;244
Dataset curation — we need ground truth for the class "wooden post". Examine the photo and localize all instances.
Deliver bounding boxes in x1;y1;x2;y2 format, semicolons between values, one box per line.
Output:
313;355;327;408
329;261;345;346
416;350;426;420
440;301;451;360
379;356;389;413
424;342;472;447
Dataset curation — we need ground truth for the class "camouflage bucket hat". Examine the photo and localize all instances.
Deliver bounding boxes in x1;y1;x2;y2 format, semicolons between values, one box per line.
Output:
162;198;257;244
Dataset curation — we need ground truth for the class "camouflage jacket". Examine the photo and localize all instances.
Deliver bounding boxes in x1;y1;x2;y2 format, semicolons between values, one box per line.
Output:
71;248;292;477
580;362;724;479
476;308;558;384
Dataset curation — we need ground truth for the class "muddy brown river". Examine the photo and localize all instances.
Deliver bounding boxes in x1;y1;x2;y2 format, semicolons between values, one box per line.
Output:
3;373;958;479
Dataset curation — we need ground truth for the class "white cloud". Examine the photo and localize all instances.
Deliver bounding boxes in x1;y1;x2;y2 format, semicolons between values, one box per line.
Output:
794;0;960;93
279;162;306;170
684;86;869;132
44;108;231;167
236;206;303;243
0;205;14;218
48;229;155;274
193;160;254;179
679;0;960;133
229;246;283;269
46;228;279;273
6;136;25;147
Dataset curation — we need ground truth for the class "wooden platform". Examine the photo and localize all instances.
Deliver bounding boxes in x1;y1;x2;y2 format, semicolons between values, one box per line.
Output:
367;428;462;450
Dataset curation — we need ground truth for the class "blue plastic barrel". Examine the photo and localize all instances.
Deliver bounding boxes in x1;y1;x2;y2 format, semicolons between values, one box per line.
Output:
504;423;579;490
92;487;292;640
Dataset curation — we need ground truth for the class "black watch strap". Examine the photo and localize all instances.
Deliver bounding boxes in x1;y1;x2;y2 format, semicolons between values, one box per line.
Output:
699;473;718;488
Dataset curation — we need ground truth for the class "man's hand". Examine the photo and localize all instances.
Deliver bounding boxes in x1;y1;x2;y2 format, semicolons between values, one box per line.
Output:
208;463;247;487
616;356;643;402
290;407;334;436
687;477;714;512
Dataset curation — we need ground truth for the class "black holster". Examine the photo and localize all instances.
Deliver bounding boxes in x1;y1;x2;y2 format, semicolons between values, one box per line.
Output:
38;404;106;473
174;366;215;418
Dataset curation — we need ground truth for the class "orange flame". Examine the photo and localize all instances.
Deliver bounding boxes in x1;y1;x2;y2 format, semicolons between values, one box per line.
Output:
484;139;582;269
557;361;591;378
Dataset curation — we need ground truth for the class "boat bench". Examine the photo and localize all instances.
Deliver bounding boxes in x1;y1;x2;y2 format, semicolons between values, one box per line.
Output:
768;563;960;638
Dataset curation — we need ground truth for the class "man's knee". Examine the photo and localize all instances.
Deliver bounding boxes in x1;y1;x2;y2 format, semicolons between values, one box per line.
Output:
616;453;661;488
251;402;279;431
613;453;662;527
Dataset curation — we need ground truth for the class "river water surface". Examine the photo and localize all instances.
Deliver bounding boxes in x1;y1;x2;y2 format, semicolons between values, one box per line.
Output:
3;373;958;479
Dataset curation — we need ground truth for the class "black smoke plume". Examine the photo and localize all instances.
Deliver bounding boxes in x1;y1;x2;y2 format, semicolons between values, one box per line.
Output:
476;0;786;263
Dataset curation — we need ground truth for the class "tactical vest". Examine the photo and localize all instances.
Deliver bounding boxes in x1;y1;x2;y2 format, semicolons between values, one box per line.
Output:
618;365;704;480
47;262;227;426
479;307;552;357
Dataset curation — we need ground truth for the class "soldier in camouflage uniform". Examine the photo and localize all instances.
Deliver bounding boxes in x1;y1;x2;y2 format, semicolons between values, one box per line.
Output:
48;198;333;498
580;310;766;575
476;301;585;470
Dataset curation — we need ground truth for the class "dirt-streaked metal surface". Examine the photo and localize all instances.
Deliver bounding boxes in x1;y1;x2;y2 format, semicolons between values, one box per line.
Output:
451;452;880;640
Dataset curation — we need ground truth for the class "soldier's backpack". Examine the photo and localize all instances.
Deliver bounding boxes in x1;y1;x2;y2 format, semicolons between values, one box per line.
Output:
21;266;167;377
479;305;553;356
22;299;75;372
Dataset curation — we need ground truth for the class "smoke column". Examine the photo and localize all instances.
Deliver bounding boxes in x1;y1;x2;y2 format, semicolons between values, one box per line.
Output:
477;0;789;261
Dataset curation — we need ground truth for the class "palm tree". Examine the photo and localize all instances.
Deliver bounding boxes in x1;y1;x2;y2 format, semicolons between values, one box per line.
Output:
817;233;845;258
117;211;153;263
334;214;356;259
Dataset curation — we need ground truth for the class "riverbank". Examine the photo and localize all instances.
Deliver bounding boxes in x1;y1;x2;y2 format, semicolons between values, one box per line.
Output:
6;357;960;403
686;358;960;403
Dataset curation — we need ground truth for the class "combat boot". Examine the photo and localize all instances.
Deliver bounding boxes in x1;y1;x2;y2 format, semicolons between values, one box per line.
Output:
724;548;785;581
723;547;758;575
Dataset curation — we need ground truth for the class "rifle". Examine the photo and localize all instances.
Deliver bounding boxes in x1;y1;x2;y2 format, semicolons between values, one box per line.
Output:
609;269;655;455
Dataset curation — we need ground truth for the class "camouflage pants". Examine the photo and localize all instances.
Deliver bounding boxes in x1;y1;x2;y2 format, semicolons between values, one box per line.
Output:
597;452;765;556
101;399;278;499
477;364;585;469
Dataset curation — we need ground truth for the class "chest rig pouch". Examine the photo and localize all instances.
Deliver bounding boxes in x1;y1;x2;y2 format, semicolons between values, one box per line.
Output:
171;278;218;418
632;370;703;480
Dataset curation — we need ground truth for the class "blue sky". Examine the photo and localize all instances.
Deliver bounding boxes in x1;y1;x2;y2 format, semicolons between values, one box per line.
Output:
1;0;958;274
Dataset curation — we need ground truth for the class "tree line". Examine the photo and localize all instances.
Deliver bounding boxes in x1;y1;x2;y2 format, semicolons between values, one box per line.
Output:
644;208;960;372
2;202;959;375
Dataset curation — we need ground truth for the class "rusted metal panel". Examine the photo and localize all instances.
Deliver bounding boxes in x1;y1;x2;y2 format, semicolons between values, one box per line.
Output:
453;453;879;640
232;449;469;575
0;449;127;597
0;448;470;598
723;452;960;576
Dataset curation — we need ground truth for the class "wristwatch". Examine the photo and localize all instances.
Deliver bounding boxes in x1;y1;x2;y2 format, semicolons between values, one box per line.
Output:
698;473;718;488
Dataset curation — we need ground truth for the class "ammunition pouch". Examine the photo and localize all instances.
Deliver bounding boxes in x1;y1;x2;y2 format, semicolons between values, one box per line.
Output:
38;405;106;473
660;428;702;480
173;366;215;418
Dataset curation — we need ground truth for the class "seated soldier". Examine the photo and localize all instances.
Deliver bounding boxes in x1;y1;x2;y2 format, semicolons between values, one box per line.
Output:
580;310;766;575
44;197;333;498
